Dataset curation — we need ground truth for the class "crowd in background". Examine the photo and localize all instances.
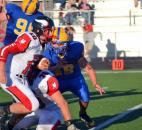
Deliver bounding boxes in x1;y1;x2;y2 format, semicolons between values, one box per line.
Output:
57;0;96;25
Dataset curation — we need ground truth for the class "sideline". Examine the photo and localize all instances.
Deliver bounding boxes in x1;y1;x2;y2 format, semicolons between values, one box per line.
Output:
93;103;142;130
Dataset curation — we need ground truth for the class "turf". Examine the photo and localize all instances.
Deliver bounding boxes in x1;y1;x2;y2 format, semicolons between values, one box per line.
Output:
0;70;142;130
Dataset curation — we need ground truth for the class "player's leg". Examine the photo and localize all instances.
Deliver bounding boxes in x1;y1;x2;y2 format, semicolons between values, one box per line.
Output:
36;108;62;130
71;75;95;129
13;112;38;130
6;114;27;130
0;82;39;116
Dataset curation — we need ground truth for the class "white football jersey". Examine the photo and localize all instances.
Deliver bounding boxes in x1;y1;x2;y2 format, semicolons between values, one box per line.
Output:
8;32;43;83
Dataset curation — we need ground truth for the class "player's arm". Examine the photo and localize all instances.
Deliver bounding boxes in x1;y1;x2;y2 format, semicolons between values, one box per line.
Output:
51;91;81;130
78;56;105;95
46;76;80;129
46;76;72;121
51;90;72;121
0;33;31;83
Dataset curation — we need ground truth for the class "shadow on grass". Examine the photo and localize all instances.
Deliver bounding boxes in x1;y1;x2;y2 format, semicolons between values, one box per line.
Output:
94;108;142;129
63;89;142;104
1;88;142;130
57;108;142;130
57;119;90;130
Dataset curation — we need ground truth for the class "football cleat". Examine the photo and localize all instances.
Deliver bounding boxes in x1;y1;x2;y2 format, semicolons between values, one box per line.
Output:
79;112;96;129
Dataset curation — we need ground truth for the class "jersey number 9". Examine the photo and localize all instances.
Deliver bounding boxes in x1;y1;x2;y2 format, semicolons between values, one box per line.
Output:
14;18;32;35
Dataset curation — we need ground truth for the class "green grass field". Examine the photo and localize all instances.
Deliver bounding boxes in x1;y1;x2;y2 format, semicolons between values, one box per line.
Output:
1;70;142;130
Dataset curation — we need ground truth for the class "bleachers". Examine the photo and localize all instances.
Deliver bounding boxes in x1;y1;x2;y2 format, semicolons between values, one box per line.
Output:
3;0;142;59
70;0;142;58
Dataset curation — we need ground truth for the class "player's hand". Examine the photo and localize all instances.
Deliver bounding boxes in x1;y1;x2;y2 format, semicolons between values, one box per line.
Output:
0;61;7;83
37;58;50;70
95;84;105;95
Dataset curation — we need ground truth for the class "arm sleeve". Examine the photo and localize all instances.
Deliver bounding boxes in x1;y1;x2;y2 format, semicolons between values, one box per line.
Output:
47;76;59;96
0;33;31;62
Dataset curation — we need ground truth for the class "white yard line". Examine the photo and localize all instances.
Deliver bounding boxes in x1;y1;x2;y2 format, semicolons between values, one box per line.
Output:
82;70;142;75
93;103;142;130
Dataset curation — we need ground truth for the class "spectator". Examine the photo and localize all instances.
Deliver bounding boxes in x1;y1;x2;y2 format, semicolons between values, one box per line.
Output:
64;0;79;25
134;0;139;7
59;6;65;25
82;21;95;61
88;0;95;24
78;0;93;24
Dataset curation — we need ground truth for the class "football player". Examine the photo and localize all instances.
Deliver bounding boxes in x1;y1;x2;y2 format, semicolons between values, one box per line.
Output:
13;69;80;130
0;16;54;129
0;0;44;46
43;27;105;129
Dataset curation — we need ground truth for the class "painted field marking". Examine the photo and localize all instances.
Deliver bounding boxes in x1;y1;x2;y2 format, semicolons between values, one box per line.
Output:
82;70;142;75
93;103;142;130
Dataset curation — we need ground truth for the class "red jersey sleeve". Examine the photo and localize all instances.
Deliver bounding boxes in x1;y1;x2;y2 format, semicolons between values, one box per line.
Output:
47;76;59;96
0;33;31;62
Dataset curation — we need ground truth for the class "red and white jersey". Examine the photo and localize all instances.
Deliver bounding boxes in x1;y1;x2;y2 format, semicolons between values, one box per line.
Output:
0;31;43;82
32;70;59;105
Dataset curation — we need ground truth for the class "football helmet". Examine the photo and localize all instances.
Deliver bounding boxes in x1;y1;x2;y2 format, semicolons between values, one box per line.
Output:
52;27;69;44
51;27;69;58
32;16;54;39
21;0;40;15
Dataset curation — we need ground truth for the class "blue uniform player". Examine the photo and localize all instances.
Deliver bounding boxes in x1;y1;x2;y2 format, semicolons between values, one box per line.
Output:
43;27;105;129
0;0;44;45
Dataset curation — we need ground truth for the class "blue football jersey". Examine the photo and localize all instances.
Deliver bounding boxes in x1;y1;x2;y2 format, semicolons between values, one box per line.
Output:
43;41;90;102
43;41;84;80
4;3;44;45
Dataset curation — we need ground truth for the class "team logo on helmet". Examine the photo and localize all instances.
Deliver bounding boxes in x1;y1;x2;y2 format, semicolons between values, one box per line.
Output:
35;19;49;28
32;16;54;38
